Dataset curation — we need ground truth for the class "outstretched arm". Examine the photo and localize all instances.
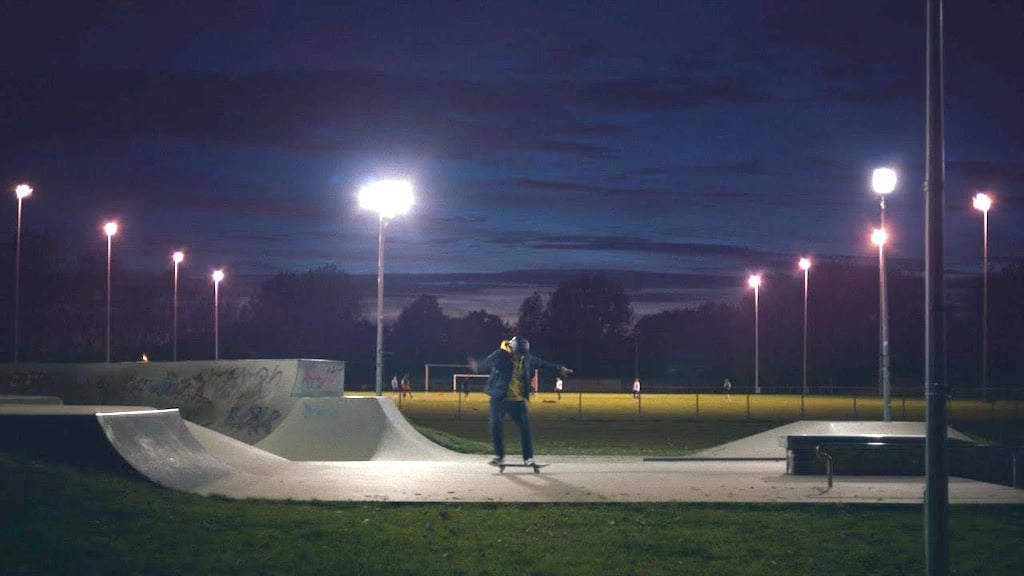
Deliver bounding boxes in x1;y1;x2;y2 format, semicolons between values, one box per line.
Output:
531;356;573;376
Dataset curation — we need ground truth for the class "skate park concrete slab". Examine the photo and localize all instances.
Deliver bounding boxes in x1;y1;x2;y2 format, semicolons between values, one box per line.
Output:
2;401;1021;504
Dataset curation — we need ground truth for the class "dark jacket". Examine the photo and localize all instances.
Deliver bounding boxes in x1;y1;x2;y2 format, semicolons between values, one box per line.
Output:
477;339;563;400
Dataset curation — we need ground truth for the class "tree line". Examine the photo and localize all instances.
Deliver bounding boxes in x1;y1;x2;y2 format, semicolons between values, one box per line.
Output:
2;231;1022;397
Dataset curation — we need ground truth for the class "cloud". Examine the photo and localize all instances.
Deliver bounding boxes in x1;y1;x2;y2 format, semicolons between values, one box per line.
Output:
492;232;785;265
581;75;770;112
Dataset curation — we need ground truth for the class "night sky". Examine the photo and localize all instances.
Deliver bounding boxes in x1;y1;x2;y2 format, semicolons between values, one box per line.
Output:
3;1;1023;321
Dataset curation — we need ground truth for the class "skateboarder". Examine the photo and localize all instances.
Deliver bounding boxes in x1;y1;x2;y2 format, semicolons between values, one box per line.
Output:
472;336;572;467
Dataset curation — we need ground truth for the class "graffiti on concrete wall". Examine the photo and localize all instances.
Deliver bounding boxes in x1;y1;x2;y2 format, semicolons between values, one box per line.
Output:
125;364;286;406
224;405;282;437
294;361;345;397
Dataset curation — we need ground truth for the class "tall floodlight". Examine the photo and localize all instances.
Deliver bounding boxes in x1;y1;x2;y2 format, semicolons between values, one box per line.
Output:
104;221;118;363
972;193;992;401
872;228;892;422
799;258;811;397
873;167;897;422
748;274;762;394
359;179;414;396
13;184;32;363
172;251;185;361
212;269;224;360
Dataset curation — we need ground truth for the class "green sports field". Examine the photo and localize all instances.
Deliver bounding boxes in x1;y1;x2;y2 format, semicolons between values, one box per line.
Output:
380;391;1024;457
391;390;1021;422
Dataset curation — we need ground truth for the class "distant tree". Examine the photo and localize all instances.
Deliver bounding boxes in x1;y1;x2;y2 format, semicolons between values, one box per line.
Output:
543;273;633;376
447;309;508;360
635;301;740;388
988;263;1024;390
236;265;362;359
515;292;545;341
390;294;447;371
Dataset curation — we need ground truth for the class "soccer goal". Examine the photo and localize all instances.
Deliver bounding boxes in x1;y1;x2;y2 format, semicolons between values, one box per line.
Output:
453;373;489;392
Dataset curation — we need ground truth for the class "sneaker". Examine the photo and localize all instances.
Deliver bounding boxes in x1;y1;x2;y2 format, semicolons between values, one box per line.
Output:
489;456;504;466
523;458;535;466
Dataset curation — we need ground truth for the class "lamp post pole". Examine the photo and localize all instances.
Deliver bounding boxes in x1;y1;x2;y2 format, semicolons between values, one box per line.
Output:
104;222;118;363
973;193;992;401
13;184;32;363
173;251;184;361
873;228;892;422
212;270;224;360
375;213;386;397
982;203;989;401
872;167;897;422
799;258;811;397
359;179;414;397
748;275;761;394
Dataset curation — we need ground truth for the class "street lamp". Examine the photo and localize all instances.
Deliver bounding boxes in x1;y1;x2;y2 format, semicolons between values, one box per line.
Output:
799;257;811;397
973;192;992;400
104;221;118;363
872;227;892;421
872;168;896;422
13;184;32;363
172;251;185;361
359;179;414;396
212;269;224;360
748;274;762;394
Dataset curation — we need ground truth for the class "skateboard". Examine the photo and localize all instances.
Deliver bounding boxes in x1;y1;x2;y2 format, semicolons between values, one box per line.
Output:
490;461;549;473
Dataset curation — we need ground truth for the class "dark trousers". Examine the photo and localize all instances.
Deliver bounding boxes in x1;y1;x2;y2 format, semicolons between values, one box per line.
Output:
489;397;533;460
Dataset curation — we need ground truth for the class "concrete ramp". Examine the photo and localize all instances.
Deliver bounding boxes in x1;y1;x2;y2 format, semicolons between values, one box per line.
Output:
256;397;469;461
0;404;245;492
97;409;237;491
692;420;973;459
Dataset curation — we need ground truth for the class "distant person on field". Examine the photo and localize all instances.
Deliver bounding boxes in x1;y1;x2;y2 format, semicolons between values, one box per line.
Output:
400;374;413;398
391;375;399;397
632;378;641;399
555;376;563;400
460;377;470;397
472;336;572;466
722;378;732;401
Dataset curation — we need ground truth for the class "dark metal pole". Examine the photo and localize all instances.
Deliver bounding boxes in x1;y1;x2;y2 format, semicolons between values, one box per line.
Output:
802;266;809;397
106;233;112;363
214;278;220;360
982;208;988;401
14;197;24;363
754;285;760;394
374;215;386;396
173;260;179;361
880;227;892;422
925;0;949;573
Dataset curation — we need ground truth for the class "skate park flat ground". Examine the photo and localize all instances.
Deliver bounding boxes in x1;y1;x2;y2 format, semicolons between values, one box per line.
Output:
2;399;1022;504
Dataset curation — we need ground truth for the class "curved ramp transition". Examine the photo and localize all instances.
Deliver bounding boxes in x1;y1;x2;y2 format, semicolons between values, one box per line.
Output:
256;397;468;461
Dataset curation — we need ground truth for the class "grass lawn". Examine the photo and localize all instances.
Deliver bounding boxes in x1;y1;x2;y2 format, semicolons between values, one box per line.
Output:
3;454;1023;576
